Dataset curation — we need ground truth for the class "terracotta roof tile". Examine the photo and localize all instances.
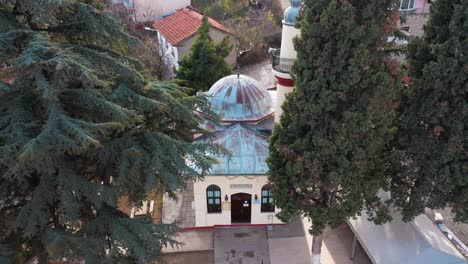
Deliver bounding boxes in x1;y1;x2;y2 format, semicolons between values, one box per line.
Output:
152;7;232;45
0;66;15;85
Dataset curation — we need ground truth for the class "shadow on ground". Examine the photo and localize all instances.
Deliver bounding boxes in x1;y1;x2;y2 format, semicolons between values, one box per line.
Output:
162;250;214;264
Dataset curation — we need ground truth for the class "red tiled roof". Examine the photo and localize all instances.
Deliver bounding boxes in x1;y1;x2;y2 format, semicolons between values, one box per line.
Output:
403;75;411;86
1;77;15;85
152;7;232;45
0;66;15;85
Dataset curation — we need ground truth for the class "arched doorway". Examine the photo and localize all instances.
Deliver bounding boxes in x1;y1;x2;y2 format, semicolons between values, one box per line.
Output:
231;193;252;223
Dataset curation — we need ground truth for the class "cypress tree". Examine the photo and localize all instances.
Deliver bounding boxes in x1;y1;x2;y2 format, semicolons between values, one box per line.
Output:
175;16;233;93
267;1;401;263
389;0;467;222
0;0;221;262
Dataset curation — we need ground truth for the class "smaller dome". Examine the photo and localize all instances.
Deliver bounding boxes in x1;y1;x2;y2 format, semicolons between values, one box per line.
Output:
284;0;301;26
207;124;269;175
207;75;273;123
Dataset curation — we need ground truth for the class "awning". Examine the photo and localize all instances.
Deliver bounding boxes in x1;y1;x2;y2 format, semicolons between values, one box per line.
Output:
348;206;467;264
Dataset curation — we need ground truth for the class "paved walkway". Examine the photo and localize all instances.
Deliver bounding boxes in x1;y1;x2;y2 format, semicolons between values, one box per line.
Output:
268;217;372;264
163;229;213;253
269;236;310;264
163;221;371;264
214;226;270;264
302;219;372;264
268;215;304;238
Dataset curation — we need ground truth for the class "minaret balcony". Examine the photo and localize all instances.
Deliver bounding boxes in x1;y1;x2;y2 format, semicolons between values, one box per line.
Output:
271;49;295;74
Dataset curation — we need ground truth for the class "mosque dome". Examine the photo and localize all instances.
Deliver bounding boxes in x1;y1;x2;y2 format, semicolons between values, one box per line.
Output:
207;124;269;175
284;0;302;26
206;75;274;123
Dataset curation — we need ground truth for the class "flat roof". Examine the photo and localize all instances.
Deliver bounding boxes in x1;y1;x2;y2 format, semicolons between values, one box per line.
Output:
348;204;467;264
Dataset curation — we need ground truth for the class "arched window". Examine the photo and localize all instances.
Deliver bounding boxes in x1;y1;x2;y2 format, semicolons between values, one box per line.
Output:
206;185;222;213
261;184;275;212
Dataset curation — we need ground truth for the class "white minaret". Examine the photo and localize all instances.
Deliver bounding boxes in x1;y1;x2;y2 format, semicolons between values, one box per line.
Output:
273;0;301;123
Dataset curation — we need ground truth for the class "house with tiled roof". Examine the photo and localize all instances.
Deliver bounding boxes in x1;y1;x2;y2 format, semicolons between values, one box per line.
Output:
149;7;236;78
399;0;431;37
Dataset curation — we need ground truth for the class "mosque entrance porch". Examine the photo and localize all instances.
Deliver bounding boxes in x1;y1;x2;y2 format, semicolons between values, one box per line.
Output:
231;193;252;223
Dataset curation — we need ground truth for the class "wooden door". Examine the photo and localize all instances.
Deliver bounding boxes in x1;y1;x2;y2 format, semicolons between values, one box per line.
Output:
231;193;252;223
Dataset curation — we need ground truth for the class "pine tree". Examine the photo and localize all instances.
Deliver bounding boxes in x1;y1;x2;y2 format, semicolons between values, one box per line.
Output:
175;16;233;93
389;0;467;222
0;0;221;262
267;1;401;263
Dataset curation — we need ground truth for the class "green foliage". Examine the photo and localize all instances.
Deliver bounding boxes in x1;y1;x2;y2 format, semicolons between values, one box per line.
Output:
0;0;222;262
192;0;282;63
267;0;401;236
389;0;468;222
228;9;277;52
193;0;246;19
175;16;233;93
192;0;218;11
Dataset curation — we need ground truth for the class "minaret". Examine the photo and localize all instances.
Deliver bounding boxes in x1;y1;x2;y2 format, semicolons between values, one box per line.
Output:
273;0;301;123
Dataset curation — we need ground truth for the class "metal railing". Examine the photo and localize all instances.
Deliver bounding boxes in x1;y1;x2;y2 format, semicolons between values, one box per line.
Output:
271;49;295;74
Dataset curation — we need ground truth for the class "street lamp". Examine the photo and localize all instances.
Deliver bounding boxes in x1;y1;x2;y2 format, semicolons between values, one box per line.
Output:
144;27;158;33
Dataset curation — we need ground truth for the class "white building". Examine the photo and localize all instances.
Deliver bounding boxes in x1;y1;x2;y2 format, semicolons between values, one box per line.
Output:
157;1;468;263
272;0;301;122
110;0;190;22
399;0;431;37
192;75;281;226
150;7;236;79
187;0;302;228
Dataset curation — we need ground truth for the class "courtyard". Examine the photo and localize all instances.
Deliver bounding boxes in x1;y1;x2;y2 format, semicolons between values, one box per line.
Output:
162;217;371;264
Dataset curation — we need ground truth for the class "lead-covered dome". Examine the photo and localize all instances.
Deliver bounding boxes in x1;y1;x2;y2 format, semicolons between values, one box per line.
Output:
207;75;273;123
284;0;301;26
207;124;269;175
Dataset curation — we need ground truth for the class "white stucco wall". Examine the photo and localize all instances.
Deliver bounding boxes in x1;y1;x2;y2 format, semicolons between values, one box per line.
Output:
154;31;178;79
176;28;236;66
279;23;300;60
273;70;295;123
193;175;283;227
274;23;299;122
134;0;190;22
401;13;429;38
398;0;430;38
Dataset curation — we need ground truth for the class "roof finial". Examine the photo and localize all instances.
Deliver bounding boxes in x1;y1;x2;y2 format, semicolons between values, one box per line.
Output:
290;0;301;7
284;0;301;26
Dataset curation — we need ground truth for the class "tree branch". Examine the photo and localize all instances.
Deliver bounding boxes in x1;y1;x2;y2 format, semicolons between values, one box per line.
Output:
29;23;84;32
0;201;27;212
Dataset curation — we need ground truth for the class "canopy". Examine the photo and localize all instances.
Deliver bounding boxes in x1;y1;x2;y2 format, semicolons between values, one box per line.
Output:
348;207;467;264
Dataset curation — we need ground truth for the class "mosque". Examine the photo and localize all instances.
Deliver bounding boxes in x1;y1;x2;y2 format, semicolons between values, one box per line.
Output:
191;0;301;227
158;2;468;263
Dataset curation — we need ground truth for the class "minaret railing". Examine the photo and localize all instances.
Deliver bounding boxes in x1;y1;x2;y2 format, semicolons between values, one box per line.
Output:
271;49;295;74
